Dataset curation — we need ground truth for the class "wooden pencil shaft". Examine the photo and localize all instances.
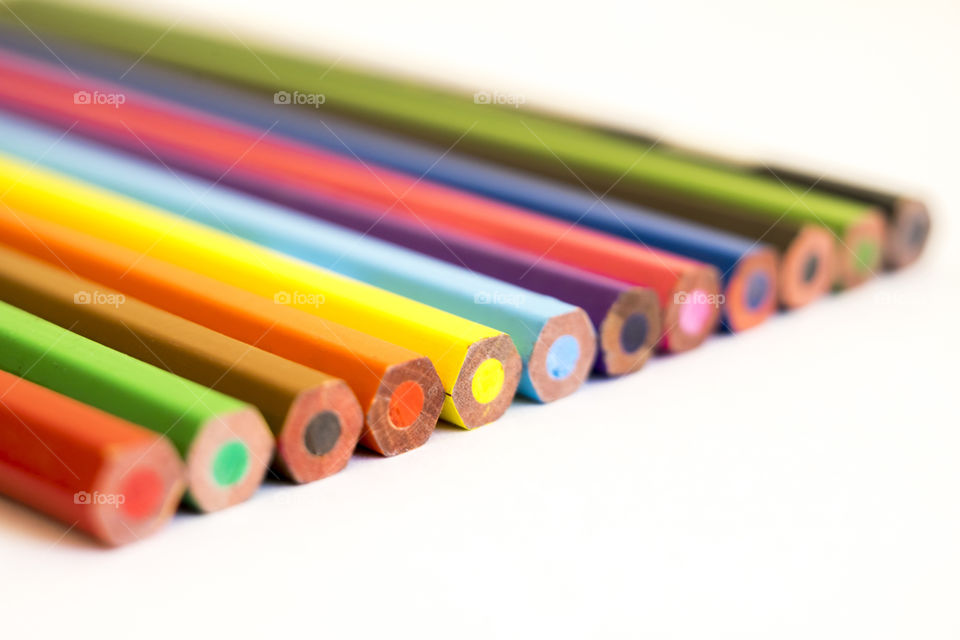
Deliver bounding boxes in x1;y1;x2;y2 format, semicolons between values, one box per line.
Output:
0;245;364;483
0;153;520;428
0;209;442;457
0;115;591;403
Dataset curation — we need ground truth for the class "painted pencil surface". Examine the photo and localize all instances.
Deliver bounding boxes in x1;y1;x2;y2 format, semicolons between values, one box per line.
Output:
0;36;659;370
311;216;662;376
0;369;185;546
0;301;274;513
0;211;444;457
19;41;782;327
0;0;884;287
577;121;929;271
0;246;364;484
753;165;928;269
0;154;521;429
0;52;719;352
0;114;594;403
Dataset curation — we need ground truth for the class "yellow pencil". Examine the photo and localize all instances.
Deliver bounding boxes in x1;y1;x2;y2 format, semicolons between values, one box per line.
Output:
0;154;522;428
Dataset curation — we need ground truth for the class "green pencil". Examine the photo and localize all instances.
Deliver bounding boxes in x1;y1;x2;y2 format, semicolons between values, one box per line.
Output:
580;124;928;270
0;0;885;287
0;300;273;512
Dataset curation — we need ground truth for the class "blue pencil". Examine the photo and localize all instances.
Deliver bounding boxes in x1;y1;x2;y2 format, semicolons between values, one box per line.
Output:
0;31;786;331
0;112;597;403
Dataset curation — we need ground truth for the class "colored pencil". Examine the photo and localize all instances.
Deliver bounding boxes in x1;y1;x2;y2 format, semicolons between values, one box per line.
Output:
0;301;274;513
573;122;929;270
0;116;594;403
0;212;443;457
0;53;721;352
0;34;785;324
0;369;185;546
14;39;790;322
0;52;658;376
0;0;884;287
0;155;520;430
0;115;656;376
0;246;364;484
300;215;661;376
753;166;928;269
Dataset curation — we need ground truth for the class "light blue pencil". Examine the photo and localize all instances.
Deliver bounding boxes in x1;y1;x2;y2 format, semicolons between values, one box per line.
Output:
0;113;596;403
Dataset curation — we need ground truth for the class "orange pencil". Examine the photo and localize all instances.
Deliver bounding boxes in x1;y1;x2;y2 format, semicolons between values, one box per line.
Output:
0;368;185;546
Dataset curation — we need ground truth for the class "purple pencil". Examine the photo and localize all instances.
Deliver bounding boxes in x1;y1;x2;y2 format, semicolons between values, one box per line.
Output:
2;83;661;374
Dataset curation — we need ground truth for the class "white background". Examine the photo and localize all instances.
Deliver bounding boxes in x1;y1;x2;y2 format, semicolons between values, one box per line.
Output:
1;0;958;638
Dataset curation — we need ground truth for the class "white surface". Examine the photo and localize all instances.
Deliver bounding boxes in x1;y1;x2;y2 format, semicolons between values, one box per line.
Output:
1;0;958;637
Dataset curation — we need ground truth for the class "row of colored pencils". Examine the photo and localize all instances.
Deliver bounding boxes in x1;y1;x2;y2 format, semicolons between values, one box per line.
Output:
0;1;929;546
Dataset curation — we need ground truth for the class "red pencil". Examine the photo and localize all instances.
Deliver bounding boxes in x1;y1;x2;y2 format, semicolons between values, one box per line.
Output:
0;50;721;352
0;369;185;546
